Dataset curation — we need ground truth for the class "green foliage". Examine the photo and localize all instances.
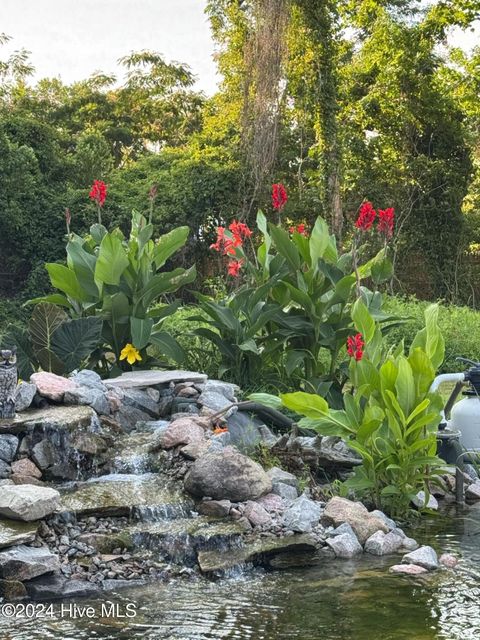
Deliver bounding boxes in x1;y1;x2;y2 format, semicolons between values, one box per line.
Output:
29;212;196;374
278;303;446;518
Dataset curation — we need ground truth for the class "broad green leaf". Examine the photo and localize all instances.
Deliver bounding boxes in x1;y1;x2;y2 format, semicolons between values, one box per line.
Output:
46;263;90;302
66;239;99;299
150;331;185;363
90;223;108;245
309;217;338;265
95;233;129;286
268;224;301;271
1;326;37;379
153;226;189;269
248;393;283;410
25;294;72;309
29;303;67;373
137;266;196;310
51;317;103;373
395;357;416;417
280;391;329;418
351;298;375;343
130;317;154;350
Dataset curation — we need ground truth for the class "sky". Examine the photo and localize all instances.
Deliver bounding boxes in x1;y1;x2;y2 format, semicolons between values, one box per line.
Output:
0;0;478;97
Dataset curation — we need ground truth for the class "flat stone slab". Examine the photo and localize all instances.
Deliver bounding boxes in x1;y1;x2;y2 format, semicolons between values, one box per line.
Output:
0;519;38;549
0;485;60;521
26;574;101;600
197;534;318;574
60;473;191;517
106;370;207;389
0;405;95;434
0;545;60;581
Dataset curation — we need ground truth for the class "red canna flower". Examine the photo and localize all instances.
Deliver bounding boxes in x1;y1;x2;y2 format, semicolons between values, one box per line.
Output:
89;180;107;207
227;259;243;277
347;333;365;361
210;227;236;256
229;220;252;246
355;201;376;231
378;207;395;238
272;183;288;211
289;223;309;237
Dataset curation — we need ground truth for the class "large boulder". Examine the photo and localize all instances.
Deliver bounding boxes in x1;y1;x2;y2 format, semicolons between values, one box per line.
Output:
0;485;60;521
184;448;272;501
322;497;389;544
0;545;60;581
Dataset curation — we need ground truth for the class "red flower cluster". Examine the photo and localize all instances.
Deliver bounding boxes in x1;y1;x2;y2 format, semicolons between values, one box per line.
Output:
347;333;365;361
355;201;395;238
210;220;252;277
272;183;288;211
378;207;395;238
89;180;107;207
355;201;376;231
289;223;308;237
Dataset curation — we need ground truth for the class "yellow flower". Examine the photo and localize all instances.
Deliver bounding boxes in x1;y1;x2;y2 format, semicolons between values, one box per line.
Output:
119;343;142;366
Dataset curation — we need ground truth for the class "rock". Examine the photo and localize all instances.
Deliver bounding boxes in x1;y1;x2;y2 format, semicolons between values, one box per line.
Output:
184;448;272;502
370;510;397;531
64;386;110;415
329;522;357;538
159;418;206;449
69;432;108;456
31;439;55;470
267;466;298;488
439;553;458;568
1;405;96;435
465;482;480;502
106;370;207;389
0;545;60;580
364;530;404;556
283;495;322;533
271;482;298;501
0;485;60;521
257;493;285;512
412;491;438;510
11;458;42;479
0;435;19;463
326;532;363;558
197;499;232;517
12;475;45;487
15;382;37;412
287;435;361;469
121;389;161;418
71;370;107;392
322;497;388;544
177;387;198;398
30;372;78;402
0;579;27;599
226;412;276;452
180;441;211;460
389;564;428;576
402;546;439;570
0;520;38;549
25;574;101;600
399;535;419;552
244;501;272;527
197;534;318;574
198;380;238;415
0;460;11;479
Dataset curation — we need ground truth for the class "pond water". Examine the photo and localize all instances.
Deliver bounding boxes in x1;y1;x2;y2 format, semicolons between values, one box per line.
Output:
3;503;480;640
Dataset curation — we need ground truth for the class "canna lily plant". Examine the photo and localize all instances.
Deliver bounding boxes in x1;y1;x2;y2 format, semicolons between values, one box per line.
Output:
28;185;196;376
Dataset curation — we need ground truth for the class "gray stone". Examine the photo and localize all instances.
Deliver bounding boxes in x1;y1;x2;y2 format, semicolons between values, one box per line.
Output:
466;482;480;502
272;482;298;501
0;545;60;580
197;499;232;517
287;435;361;469
326;532;363;558
0;460;10;479
121;389;161;418
198;380;239;415
114;405;154;431
31;439;55;470
106;370;207;389
364;530;404;556
226;412;276;452
71;370;107;392
412;491;438;510
390;563;428;576
15;382;37;412
329;522;357;538
283;495;322;533
244;500;272;527
370;510;397;531
136;419;170;434
184;448;272;502
0;485;60;521
64;386;110;415
26;574;101;600
0;435;19;463
267;466;298;488
322;497;388;544
398;533;419;551
402;545;439;570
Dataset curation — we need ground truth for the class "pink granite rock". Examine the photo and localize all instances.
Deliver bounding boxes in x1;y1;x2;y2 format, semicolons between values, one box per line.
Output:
389;564;428;575
160;418;206;449
257;493;285;512
30;372;78;402
11;459;42;479
439;553;459;568
244;500;272;527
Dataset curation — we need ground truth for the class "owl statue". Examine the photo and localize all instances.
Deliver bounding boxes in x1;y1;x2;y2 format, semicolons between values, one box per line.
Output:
0;347;17;419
